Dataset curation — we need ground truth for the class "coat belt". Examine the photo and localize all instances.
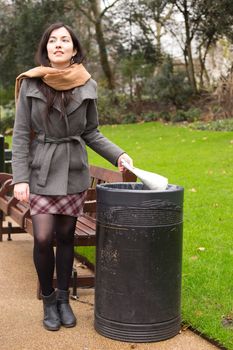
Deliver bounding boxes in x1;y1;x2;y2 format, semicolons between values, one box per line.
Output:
35;133;81;187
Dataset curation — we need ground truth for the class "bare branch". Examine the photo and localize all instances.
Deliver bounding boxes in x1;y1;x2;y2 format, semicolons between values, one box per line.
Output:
100;0;121;18
174;0;184;14
168;26;185;52
133;13;157;40
75;1;95;23
163;4;174;23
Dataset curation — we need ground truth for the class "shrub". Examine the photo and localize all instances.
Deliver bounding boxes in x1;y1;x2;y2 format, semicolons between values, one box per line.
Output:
144;56;193;108
97;87;128;125
0;86;14;106
0;101;15;134
158;111;172;122
172;108;201;123
190;118;233;131
141;112;159;122
121;113;138;124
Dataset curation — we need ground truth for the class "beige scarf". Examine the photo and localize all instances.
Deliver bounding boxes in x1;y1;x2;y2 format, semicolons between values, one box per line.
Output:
15;63;91;102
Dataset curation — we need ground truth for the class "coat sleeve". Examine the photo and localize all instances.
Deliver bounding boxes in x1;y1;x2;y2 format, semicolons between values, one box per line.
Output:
12;79;31;184
81;99;125;166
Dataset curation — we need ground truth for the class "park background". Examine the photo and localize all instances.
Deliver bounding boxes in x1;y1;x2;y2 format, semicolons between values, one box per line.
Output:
0;1;233;349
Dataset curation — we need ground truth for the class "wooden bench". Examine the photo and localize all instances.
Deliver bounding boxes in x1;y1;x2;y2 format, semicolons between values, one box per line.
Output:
0;166;136;298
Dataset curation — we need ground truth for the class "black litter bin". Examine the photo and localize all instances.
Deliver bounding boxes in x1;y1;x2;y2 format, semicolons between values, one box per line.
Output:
94;182;184;343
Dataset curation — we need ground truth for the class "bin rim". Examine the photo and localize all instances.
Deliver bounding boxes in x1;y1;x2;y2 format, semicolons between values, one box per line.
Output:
96;182;184;193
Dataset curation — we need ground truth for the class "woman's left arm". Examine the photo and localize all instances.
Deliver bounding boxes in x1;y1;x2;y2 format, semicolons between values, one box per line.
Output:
82;99;133;170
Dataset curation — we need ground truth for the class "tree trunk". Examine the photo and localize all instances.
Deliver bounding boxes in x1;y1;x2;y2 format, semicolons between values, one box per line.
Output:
198;40;211;90
95;20;115;90
90;0;115;90
183;1;197;93
156;22;162;55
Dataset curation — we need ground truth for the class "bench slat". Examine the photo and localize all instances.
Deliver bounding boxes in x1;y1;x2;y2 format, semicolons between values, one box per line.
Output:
78;215;96;230
75;221;95;236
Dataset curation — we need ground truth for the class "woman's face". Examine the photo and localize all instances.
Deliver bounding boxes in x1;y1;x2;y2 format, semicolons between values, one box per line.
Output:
47;26;77;69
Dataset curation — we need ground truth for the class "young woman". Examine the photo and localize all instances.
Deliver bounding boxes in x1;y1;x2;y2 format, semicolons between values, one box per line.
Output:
12;22;133;331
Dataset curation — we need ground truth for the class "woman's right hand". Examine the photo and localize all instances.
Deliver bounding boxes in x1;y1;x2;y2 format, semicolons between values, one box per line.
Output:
14;183;30;202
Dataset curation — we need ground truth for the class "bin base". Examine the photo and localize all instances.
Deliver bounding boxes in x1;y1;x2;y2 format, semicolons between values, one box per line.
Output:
95;313;181;343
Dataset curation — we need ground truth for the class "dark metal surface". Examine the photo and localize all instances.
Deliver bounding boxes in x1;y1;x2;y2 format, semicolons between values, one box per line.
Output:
95;182;184;342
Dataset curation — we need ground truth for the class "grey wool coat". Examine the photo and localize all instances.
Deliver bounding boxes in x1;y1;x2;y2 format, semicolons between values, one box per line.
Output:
12;78;124;195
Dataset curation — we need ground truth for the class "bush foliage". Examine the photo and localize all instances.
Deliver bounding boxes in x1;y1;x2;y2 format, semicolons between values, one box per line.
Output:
0;102;15;135
190;118;233;131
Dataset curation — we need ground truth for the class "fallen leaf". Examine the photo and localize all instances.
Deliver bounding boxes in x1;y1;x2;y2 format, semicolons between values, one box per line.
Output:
222;313;233;328
75;262;88;269
181;324;190;331
189;188;197;192
195;310;203;316
190;255;198;260
198;247;205;252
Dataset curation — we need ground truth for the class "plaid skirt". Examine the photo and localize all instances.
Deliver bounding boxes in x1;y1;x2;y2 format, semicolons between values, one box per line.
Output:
29;191;87;217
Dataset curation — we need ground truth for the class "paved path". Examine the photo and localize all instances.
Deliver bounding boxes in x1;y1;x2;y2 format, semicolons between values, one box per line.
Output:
0;233;220;350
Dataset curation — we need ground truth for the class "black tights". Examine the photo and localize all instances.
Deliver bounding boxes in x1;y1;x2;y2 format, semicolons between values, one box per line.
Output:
32;214;77;296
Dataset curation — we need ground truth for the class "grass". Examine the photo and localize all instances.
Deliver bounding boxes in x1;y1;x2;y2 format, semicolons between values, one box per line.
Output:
75;122;233;349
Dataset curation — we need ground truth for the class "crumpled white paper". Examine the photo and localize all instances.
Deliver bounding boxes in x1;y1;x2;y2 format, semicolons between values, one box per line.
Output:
122;160;168;191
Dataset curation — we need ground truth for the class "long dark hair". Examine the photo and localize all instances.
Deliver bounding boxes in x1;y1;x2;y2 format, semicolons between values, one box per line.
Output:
35;22;85;119
35;22;85;66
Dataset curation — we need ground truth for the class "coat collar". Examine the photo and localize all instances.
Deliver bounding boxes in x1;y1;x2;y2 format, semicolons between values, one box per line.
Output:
68;79;97;115
26;78;97;115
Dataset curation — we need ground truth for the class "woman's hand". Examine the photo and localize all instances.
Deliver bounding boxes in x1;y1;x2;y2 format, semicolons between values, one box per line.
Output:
117;153;133;172
14;183;30;202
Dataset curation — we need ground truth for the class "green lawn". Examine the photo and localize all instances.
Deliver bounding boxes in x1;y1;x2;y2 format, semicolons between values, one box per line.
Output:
77;122;233;349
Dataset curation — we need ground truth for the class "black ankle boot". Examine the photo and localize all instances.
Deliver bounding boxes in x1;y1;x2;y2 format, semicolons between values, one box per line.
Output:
57;289;76;328
42;290;61;331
